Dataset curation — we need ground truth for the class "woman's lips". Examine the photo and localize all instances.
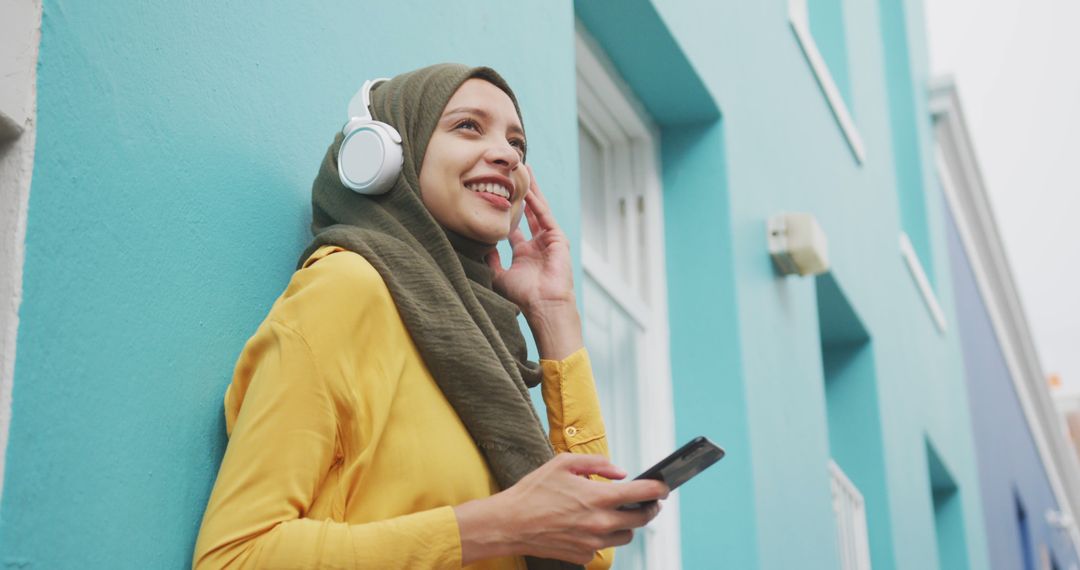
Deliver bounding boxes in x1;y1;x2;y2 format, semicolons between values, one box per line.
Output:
473;189;512;211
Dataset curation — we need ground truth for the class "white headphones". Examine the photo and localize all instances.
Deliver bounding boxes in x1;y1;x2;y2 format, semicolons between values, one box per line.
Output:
338;78;403;194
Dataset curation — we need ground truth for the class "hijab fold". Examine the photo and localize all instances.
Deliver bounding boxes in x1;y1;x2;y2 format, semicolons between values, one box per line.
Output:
297;64;579;570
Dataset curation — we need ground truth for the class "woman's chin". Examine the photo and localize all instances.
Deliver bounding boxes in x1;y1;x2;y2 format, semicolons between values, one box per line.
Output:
459;220;512;245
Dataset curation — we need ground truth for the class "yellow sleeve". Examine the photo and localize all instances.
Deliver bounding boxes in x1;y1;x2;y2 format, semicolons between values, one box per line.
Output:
539;347;614;570
192;318;462;569
540;347;608;457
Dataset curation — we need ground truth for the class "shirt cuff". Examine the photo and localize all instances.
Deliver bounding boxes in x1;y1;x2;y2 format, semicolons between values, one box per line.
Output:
540;347;606;451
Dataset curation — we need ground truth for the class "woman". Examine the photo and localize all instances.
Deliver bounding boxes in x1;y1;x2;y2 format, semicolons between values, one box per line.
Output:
193;64;668;570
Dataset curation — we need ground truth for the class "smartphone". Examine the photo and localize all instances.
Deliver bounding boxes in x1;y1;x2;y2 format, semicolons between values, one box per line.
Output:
618;436;725;510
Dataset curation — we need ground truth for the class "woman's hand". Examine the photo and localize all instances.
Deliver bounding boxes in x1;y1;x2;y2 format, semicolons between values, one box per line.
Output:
487;165;574;314
487;166;584;360
453;454;668;565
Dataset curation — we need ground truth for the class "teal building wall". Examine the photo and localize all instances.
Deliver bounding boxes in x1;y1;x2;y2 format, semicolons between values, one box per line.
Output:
0;1;989;568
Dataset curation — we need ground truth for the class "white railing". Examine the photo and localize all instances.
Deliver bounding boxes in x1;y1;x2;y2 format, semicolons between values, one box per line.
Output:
829;460;873;570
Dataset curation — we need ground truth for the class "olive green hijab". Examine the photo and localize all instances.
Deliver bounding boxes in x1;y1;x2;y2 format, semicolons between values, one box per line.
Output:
298;64;579;569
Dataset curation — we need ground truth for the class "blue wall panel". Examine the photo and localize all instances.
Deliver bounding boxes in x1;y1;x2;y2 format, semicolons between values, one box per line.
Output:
945;201;1078;569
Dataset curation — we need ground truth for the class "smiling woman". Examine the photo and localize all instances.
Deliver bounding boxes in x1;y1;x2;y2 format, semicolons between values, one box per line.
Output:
191;63;669;570
420;79;531;245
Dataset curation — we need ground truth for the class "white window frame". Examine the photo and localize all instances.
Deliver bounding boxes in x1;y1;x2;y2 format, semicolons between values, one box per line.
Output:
576;28;680;569
788;0;866;164
899;231;947;333
829;460;873;570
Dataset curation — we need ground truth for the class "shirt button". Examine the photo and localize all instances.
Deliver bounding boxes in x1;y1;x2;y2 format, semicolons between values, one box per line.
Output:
565;426;578;437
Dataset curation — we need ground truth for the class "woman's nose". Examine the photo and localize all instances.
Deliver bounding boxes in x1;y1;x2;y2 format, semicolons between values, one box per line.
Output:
485;139;521;171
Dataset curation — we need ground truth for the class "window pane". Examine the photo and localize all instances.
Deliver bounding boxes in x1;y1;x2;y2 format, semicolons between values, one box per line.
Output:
579;124;608;258
583;274;646;569
583;275;641;473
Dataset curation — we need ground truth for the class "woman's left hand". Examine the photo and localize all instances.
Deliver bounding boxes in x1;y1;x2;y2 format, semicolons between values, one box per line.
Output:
486;165;583;360
486;165;575;317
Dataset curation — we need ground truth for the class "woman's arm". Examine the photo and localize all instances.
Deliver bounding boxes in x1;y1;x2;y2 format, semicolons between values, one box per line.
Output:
192;318;464;569
539;347;622;570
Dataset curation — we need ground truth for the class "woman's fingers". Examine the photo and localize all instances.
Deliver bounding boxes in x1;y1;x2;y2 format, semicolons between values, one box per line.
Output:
606;500;663;531
523;166;562;232
508;227;528;249
554;453;628;480
524;189;561;234
523;198;541;236
600;479;669;509
485;249;505;276
605;529;635;547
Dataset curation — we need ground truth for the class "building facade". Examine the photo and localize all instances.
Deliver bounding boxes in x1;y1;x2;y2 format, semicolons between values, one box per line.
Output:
933;81;1080;570
3;0;1068;568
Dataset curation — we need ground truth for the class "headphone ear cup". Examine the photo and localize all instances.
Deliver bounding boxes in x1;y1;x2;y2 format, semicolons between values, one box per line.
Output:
338;121;403;195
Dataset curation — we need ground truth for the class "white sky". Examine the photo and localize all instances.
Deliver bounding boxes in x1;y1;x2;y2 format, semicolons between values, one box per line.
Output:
924;0;1080;394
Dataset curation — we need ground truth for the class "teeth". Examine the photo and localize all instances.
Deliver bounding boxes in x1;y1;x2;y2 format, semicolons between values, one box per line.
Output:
466;182;511;199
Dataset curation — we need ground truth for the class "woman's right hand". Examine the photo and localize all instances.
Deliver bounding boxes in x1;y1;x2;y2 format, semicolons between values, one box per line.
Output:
453;454;669;565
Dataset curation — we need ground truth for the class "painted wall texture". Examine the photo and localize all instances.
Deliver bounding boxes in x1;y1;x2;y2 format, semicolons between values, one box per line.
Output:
637;0;987;567
945;204;1078;569
1;0;998;568
0;1;580;567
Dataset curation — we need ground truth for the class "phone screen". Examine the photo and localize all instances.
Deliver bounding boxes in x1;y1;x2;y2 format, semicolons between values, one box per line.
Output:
618;436;725;510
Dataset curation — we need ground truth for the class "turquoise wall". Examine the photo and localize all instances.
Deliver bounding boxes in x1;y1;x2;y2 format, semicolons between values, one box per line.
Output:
809;0;853;110
645;0;988;567
0;1;579;567
1;0;991;568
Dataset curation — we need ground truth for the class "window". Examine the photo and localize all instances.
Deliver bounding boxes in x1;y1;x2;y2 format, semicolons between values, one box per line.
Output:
829;461;872;570
576;28;679;569
788;0;865;162
1015;494;1035;570
927;440;971;570
817;272;890;569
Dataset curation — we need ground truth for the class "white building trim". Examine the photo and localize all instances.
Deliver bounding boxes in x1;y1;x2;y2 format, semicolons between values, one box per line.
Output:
787;0;866;164
828;460;873;570
931;77;1080;562
899;231;948;333
0;0;43;504
576;27;681;570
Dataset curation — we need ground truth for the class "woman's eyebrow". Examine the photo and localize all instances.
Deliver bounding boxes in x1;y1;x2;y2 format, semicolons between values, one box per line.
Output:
443;107;525;136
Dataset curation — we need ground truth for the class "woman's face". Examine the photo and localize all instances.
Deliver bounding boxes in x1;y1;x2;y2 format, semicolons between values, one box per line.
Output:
419;78;530;244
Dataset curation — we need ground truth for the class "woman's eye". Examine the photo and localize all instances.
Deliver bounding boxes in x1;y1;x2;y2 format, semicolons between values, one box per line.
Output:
455;119;481;132
510;138;527;156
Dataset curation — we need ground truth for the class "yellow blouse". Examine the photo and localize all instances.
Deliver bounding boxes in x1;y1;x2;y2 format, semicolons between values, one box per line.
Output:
193;246;613;569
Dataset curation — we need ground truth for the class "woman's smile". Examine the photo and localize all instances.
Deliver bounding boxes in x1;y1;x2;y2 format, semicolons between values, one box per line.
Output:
465;176;516;211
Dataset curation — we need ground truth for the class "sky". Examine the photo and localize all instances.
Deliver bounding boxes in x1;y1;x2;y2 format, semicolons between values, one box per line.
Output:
923;0;1080;394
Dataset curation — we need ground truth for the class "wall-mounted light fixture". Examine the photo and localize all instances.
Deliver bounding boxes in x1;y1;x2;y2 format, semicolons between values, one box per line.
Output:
768;212;830;277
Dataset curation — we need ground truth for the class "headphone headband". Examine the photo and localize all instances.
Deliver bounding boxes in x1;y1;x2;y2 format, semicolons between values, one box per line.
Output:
347;77;390;122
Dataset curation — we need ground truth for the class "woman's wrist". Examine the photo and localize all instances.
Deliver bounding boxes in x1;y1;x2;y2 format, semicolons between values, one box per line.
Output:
454;494;517;565
525;300;584;361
